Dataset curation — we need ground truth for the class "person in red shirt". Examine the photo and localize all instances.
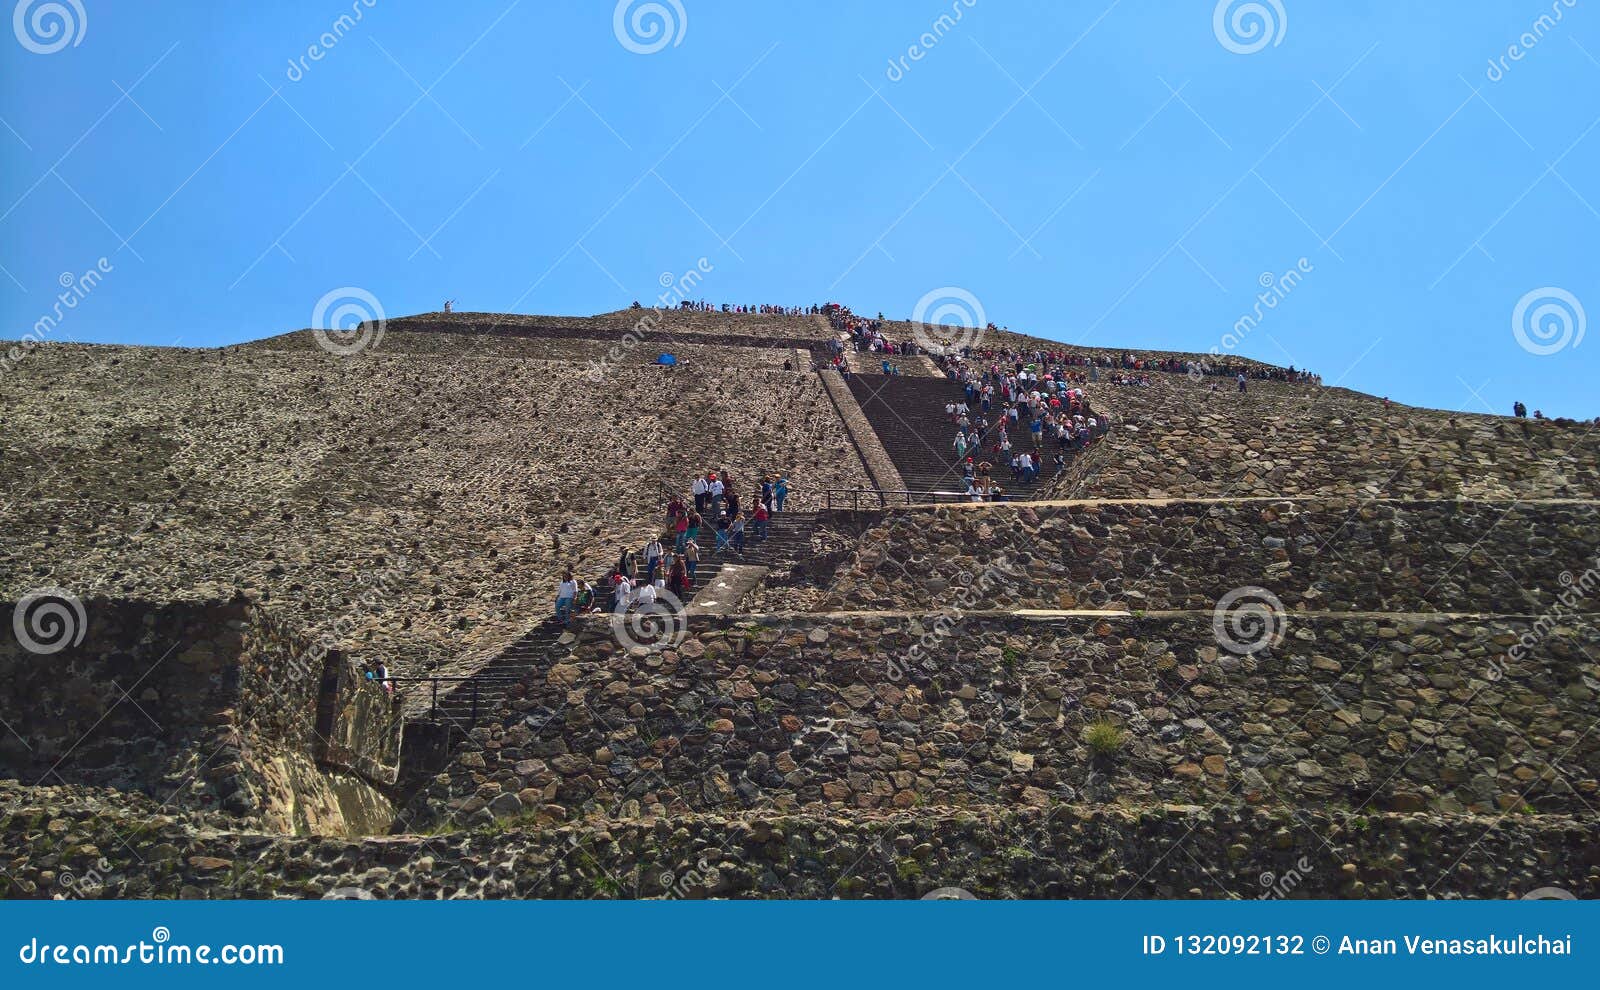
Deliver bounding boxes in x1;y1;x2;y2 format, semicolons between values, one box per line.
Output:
752;502;770;539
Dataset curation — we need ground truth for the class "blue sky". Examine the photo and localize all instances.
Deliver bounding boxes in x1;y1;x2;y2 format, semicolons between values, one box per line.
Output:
2;0;1597;416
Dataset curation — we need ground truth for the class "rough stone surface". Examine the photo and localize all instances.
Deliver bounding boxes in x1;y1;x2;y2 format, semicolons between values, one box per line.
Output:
0;596;397;834
0;332;872;677
2;309;1595;899
815;498;1600;614
3;782;1593;900
399;612;1599;827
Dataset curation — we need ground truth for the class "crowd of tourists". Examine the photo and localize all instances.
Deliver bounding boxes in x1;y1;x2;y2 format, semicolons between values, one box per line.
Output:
823;303;928;356
1512;402;1595;424
938;349;1110;499
630;300;826;315
554;471;793;623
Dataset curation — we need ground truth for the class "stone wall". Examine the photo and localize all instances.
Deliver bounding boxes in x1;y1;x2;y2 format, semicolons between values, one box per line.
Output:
1041;376;1600;500
813;498;1600;614
401;612;1599;829
3;782;1592;899
321;660;403;786
0;596;256;809
0;596;399;835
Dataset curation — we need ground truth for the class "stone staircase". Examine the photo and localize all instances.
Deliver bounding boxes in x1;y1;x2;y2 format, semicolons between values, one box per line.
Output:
843;373;1059;495
698;509;817;568
410;511;819;730
404;619;575;726
843;374;969;492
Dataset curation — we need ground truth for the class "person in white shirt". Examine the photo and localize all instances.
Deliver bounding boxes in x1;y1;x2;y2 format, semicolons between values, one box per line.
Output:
644;538;664;582
556;571;578;624
637;582;658;608
709;477;725;518
691;475;710;514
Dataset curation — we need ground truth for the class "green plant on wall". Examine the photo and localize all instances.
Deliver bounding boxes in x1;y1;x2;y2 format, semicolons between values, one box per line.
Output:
1083;719;1126;756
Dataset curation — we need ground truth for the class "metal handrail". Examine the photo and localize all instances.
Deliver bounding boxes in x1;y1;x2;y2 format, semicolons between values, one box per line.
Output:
818;487;968;509
388;674;524;725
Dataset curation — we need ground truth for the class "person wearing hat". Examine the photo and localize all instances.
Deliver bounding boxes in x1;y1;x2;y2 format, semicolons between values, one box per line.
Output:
683;538;700;585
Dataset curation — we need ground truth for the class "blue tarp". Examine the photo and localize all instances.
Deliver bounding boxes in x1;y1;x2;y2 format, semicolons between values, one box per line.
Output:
656;353;677;366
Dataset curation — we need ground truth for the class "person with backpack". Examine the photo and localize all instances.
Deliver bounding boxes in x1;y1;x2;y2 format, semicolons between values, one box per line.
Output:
683;538;700;585
576;580;596;614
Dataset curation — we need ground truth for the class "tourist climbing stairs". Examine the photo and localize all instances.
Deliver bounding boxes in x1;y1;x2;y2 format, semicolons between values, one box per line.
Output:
407;512;817;732
842;372;1062;497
